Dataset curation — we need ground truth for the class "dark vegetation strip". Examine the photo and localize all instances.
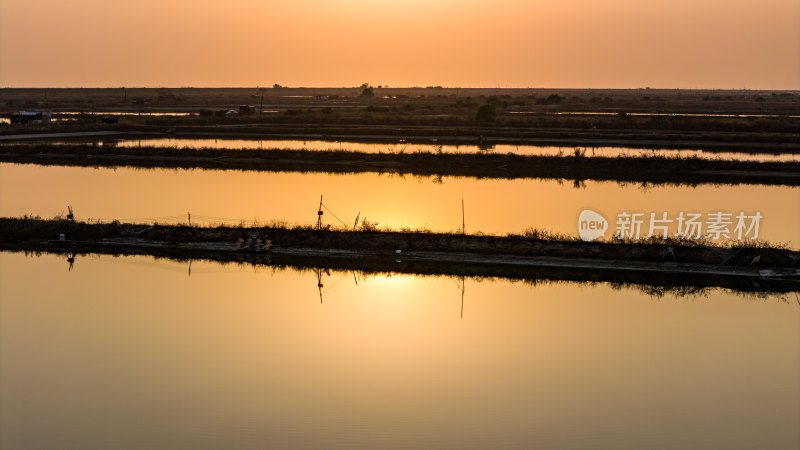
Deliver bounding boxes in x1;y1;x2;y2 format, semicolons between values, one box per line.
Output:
2;144;799;185
2;218;798;270
3;86;798;115
155;114;800;135
167;120;800;145
2;119;798;147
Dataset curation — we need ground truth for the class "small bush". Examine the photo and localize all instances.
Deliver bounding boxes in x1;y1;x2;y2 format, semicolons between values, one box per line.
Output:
360;217;379;232
486;96;508;107
475;104;496;121
546;94;562;105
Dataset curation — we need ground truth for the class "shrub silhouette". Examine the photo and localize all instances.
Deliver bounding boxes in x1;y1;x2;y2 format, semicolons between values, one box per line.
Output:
546;94;562;105
475;104;496;121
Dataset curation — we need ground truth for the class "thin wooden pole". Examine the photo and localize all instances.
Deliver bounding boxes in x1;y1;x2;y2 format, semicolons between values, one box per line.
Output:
317;195;323;230
462;199;466;253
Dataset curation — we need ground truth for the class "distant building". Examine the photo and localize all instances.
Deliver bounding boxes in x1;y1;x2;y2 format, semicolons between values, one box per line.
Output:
10;110;51;125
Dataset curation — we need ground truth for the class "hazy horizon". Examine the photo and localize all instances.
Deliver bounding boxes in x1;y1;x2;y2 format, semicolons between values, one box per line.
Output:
2;86;799;91
2;0;798;90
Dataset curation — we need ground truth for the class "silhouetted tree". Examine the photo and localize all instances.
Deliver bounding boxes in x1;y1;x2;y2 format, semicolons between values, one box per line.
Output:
546;94;562;105
475;104;496;121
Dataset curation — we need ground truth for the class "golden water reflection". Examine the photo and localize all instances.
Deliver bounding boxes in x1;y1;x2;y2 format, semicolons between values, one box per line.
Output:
19;137;799;162
118;138;800;162
1;252;797;449
1;163;798;248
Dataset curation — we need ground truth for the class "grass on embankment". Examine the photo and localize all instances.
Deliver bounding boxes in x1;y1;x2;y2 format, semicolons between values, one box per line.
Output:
1;144;799;185
1;118;798;148
2;217;797;270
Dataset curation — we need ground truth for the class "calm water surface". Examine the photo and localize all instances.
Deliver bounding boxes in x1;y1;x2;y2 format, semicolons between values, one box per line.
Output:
2;163;798;247
3;137;794;162
1;251;797;449
109;138;800;162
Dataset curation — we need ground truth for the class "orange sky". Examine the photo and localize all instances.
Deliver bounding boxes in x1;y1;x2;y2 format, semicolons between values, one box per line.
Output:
1;0;798;89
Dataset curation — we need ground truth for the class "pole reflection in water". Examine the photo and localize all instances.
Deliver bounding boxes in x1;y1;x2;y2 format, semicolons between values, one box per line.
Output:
1;251;798;449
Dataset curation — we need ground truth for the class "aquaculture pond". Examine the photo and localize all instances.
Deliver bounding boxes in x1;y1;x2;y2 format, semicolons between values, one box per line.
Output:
1;251;797;449
2;163;798;248
112;138;800;162
5;136;797;162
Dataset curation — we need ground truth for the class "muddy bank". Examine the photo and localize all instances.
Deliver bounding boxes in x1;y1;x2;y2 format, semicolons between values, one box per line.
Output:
2;144;799;185
2;219;798;289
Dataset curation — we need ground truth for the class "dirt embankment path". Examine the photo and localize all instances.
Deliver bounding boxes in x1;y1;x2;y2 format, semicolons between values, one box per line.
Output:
2;218;798;292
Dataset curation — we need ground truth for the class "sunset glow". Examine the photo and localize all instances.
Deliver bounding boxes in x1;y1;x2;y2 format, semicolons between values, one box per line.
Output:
1;1;799;448
2;0;798;88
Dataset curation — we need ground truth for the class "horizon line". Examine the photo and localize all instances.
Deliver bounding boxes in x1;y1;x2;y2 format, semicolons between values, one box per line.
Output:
2;86;799;92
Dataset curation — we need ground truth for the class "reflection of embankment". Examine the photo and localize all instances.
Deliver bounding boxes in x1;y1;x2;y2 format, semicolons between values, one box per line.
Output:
2;144;799;185
4;245;798;298
2;218;798;294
